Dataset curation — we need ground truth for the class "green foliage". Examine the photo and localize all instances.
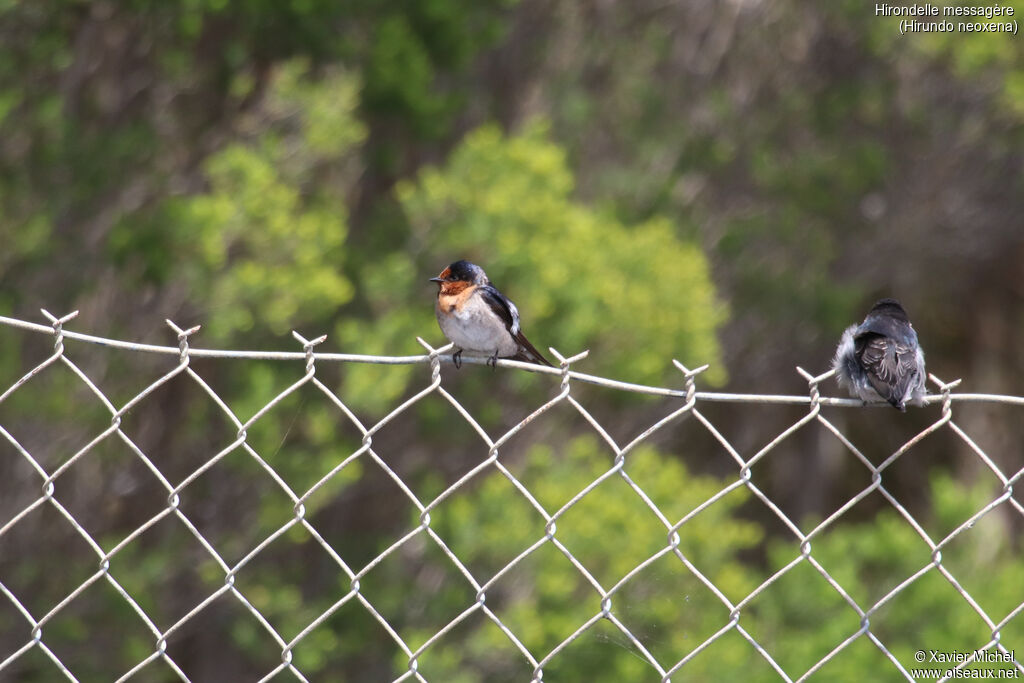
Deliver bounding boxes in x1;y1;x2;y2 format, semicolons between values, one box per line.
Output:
851;0;1024;120
393;436;761;681
746;471;1023;683
361;0;517;137
351;446;1024;682
110;60;364;340
398;123;729;386
365;15;453;138
173;142;352;338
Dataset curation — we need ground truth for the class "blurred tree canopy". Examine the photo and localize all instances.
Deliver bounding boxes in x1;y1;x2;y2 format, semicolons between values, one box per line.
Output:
0;0;1022;680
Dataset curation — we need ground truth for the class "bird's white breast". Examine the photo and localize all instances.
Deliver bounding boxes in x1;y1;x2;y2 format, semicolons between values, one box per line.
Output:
436;295;519;357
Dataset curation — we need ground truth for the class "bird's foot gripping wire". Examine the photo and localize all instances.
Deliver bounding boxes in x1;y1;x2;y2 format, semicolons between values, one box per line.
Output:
453;349;463;369
487;350;499;370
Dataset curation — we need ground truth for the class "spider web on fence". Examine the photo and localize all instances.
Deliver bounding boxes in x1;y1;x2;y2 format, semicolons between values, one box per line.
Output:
0;311;1022;683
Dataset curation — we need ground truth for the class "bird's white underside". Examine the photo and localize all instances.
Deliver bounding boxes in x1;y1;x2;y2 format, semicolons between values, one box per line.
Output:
437;300;520;357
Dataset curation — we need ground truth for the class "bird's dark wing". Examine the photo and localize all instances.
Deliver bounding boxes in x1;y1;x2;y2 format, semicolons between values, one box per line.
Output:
478;284;553;367
477;284;520;335
511;331;554;367
855;333;921;410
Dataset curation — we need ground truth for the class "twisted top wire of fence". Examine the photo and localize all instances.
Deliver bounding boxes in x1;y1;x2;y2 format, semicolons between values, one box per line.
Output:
0;311;1021;683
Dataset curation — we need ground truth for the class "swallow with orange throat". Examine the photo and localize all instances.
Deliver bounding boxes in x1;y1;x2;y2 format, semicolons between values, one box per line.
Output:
430;260;553;369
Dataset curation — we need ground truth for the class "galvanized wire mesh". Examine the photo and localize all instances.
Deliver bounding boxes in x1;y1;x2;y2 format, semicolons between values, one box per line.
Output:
0;311;1022;682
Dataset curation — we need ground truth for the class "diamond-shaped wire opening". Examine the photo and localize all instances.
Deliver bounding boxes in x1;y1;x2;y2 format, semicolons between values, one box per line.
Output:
623;444;755;553
296;380;453;563
63;338;190;410
867;568;995;665
425;468;549;581
875;433;955;503
668;626;789;682
280;587;412;680
241;382;368;498
796;496;936;610
470;537;605;660
115;365;240;486
229;523;351;643
489;393;607;464
777;419;885;523
353;529;481;654
697;402;812;465
312;452;421;575
500;433;615;512
480;428;631;569
521;470;665;589
999;606;1024;651
0;358;114;476
535;616;669;682
820;403;938;457
34;575;164;681
0;434;44;532
43;432;173;547
296;383;372;509
366;386;497;505
899;468;1014;547
804;632;905;683
155;589;288;680
429;363;554;426
0;641;76;682
171;437;300;568
737;557;867;677
335;358;430;421
605;548;738;670
0;501;100;622
929;508;1023;629
658;408;744;477
102;513;228;633
402;604;535;683
554;381;687;450
740;422;878;537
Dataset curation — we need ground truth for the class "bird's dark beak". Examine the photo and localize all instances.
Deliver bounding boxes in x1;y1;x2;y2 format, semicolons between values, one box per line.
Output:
429;277;443;283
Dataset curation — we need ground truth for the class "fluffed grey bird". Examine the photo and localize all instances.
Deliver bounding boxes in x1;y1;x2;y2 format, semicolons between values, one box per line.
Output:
833;298;927;411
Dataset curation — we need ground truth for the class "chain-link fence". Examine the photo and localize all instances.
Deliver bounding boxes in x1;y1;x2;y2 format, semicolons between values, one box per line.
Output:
0;311;1022;682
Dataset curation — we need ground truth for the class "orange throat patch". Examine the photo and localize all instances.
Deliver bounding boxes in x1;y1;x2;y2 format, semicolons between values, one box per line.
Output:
437;282;475;313
438;280;472;297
